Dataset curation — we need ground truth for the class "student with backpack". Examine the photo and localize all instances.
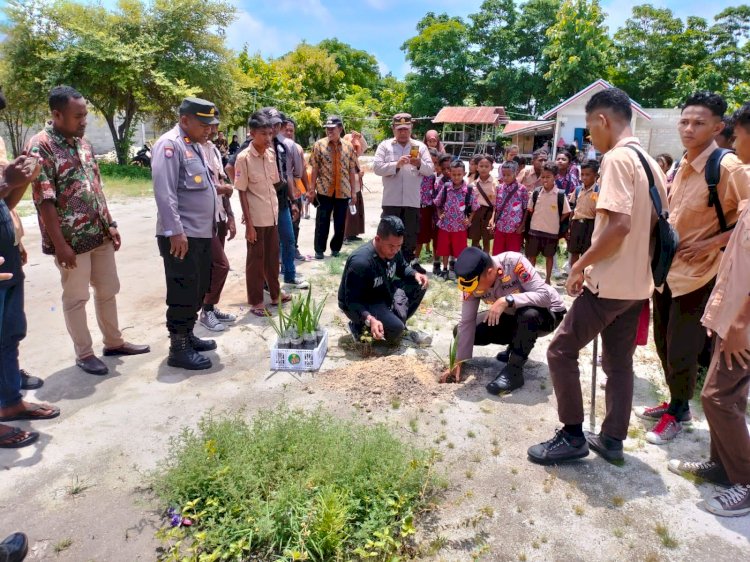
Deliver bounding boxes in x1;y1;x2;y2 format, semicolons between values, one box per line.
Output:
469;154;497;253
490;160;528;253
637;92;750;445
568;161;600;266
433;160;479;281
525;162;570;284
528;88;670;466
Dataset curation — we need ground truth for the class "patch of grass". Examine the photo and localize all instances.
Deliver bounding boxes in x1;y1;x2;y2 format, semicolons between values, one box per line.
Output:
447;442;455;449
518;553;527;561
467;430;477;438
611;495;625;507
391;398;401;410
465;469;474;479
613;528;624;538
99;162;152;180
424;535;448;556
53;538;73;554
511;468;518;475
573;505;585;516
440;418;447;426
66;475;91;497
326;254;347;275
655;523;678;549
491;447;501;456
479;506;494;518
409;417;419;433
470;453;482;463
153;407;439;561
532;540;540;549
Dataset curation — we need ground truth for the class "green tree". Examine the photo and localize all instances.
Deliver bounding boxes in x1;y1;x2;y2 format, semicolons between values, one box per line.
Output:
276;43;342;102
0;61;47;157
542;0;611;101
317;39;380;92
401;12;474;118
1;0;238;164
373;75;408;141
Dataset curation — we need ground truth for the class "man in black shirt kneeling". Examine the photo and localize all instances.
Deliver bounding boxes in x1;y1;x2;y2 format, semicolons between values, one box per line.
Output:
339;216;432;346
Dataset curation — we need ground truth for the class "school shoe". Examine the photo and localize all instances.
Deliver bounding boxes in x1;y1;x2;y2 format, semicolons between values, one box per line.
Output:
447;270;457;282
20;369;44;390
188;332;217;352
200;310;226;332
404;330;432;346
332;251;341;257
645;413;682;445
284;278;310;290
668;459;731;486
635;402;692;424
432;262;441;275
314;253;325;260
527;429;589;465
439;270;449;281
213;308;237;324
705;485;750;517
168;334;211;370
486;354;525;394
0;532;28;562
496;346;511;362
295;250;305;261
585;431;624;462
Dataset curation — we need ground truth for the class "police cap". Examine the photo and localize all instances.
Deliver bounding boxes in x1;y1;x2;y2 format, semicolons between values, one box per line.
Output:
454;247;493;293
179;97;219;125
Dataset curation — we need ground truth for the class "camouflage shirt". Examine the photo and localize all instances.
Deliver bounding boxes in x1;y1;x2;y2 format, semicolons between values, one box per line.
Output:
28;124;112;255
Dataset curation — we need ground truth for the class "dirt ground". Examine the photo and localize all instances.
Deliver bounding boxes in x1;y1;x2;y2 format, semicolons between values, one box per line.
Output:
2;172;749;561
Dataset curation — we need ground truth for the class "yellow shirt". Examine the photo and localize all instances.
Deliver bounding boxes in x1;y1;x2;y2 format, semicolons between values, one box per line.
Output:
528;187;570;236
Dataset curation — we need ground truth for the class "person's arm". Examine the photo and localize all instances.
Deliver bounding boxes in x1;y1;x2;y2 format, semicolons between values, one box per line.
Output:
718;294;750;369
238;190;256;243
152;140;184;237
307;144;319;202
341;258;372;322
455;297;481;362
373;142;398;177
560;192;571;222
417;145;435;177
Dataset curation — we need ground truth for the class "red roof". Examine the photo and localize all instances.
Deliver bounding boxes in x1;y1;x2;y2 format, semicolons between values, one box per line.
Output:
433;106;509;125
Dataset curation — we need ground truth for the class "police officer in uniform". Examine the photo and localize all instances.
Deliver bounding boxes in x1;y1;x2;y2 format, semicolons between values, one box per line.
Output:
448;247;566;393
152;97;218;370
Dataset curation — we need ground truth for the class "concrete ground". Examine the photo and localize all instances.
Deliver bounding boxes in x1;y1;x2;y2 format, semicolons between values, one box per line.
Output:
1;173;748;561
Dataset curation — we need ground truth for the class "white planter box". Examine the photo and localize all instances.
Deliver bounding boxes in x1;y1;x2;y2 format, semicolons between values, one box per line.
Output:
270;329;328;372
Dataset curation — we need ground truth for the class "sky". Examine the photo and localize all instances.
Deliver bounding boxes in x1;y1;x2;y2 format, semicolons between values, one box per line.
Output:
0;0;741;78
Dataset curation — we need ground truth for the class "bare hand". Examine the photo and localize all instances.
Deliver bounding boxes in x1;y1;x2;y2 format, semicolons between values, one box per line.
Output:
227;217;237;241
369;318;385;340
19;245;27;266
169;233;188;259
485;298;509;327
720;326;750;370
677;239;715;264
109;227;122;251
487;220;495;231
306;190;316;203
56;243;77;270
0;257;12;281
246;225;257;244
566;264;585;297
414;272;430;289
515;223;525;235
217;184;233;197
409;157;421;168
4;155;41;188
440;363;462;383
396;155;410;169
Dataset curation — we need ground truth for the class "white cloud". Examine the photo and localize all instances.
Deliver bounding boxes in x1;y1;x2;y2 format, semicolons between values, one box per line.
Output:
225;10;299;57
277;0;330;22
400;61;413;77
377;58;390;76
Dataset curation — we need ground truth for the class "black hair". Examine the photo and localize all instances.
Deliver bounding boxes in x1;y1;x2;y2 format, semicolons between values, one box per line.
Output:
248;111;273;130
557;149;574;163
585;87;633;122
471;154;483;164
49;85;83;112
732;102;750;134
532;148;548;160
565;144;578;159
438;154;453;166
428;147;439;158
476;153;494;165
719;116;734;140
541;162;558;176
581;160;599;174
377;215;405;238
450;159;465;171
656;153;673;169
681;91;727;118
283;116;297;128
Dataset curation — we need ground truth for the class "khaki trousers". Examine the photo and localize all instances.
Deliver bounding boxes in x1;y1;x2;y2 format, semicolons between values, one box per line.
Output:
55;241;124;359
702;336;750;485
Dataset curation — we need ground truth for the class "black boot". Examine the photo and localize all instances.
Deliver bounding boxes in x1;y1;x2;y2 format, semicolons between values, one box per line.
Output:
487;353;526;394
496;345;511;363
189;332;217;352
168;334;212;370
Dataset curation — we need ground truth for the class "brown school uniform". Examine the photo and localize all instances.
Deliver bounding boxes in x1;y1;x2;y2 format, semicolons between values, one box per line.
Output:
548;137;669;441
654;141;750;404
469;176;496;248
517;165;542;189
701;200;750;485
568;183;598;254
234;144;281;306
526;187;570;258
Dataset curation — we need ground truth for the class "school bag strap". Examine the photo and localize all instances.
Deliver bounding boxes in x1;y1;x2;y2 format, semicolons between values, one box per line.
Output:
474;179;494;207
705;148;733;232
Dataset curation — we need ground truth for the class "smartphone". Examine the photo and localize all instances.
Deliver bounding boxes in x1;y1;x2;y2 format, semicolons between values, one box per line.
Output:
409;145;419;159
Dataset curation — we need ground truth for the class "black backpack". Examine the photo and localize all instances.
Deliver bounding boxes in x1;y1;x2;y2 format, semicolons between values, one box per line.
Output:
438;182;474;217
528;188;569;237
626;146;679;287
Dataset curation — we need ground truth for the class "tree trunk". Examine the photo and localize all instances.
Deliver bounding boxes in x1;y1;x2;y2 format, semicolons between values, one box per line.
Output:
102;98;137;166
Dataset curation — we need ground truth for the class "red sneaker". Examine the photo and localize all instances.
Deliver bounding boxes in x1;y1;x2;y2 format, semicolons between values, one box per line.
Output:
646;413;682;445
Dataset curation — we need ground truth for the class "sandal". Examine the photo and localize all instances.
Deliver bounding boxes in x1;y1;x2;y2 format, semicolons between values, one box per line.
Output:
249;307;271;318
0;426;39;448
270;293;292;307
0;402;60;422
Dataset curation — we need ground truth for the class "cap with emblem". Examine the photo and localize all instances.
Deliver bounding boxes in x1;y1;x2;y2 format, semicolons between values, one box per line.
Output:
455;247;492;294
179;97;219;125
392;112;413;129
261;107;283;125
324;115;344;129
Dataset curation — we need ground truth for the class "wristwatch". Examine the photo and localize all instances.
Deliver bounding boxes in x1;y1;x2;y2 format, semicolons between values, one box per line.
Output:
505;295;515;308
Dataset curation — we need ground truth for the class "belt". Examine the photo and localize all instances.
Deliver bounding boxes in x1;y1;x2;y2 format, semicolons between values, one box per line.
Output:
576;218;595;223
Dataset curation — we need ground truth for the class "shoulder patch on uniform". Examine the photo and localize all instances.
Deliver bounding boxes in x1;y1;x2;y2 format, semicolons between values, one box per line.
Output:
519;270;530;283
514;262;526;275
164;147;174;159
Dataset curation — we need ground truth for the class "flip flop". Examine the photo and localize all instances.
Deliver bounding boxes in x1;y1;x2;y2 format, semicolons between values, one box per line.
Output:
249;307;271;318
0;426;39;448
270;294;292;307
0;403;60;422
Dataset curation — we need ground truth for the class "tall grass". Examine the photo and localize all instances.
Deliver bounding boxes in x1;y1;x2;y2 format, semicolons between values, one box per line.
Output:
153;406;439;561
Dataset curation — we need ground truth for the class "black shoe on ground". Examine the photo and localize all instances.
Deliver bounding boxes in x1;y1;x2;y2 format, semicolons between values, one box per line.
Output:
332;251;340;257
432;262;442;275
0;532;28;562
20;369;43;390
528;429;589;465
486;369;524;394
76;355;109;376
168;334;212;370
495;346;511;363
585;431;624;462
189;333;217;352
412;261;427;275
295;250;305;261
314;253;324;260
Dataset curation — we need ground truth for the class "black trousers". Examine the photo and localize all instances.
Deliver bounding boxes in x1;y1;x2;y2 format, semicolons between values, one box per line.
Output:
473;306;562;359
315;194;349;255
381;206;420;262
344;277;426;344
157;236;212;335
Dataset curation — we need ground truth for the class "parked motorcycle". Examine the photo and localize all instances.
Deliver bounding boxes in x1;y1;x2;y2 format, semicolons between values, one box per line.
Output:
131;143;152;168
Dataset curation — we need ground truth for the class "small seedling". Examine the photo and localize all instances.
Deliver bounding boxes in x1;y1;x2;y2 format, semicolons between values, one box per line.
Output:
54;538;73;554
440;418;447;425
532;541;540;549
471;453;482;463
518;553;527;561
67;476;91;497
491;437;499;446
479;506;494;518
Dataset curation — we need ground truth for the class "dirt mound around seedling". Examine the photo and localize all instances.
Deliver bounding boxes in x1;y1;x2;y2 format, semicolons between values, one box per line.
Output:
317;355;452;409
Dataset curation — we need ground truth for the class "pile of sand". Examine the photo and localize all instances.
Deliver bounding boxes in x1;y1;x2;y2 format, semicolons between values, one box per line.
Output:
317;355;453;409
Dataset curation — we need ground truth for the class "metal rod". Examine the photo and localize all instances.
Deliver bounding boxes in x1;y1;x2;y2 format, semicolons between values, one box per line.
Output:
590;335;598;433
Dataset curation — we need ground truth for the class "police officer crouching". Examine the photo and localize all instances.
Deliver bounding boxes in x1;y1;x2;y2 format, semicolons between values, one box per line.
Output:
152;97;218;370
448;247;566;393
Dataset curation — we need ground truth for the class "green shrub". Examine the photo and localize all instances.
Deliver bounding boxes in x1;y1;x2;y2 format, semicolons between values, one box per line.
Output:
98;162;152;180
153;406;439;561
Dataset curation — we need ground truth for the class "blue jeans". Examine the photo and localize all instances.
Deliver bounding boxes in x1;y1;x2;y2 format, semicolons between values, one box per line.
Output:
0;281;26;408
278;207;296;282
